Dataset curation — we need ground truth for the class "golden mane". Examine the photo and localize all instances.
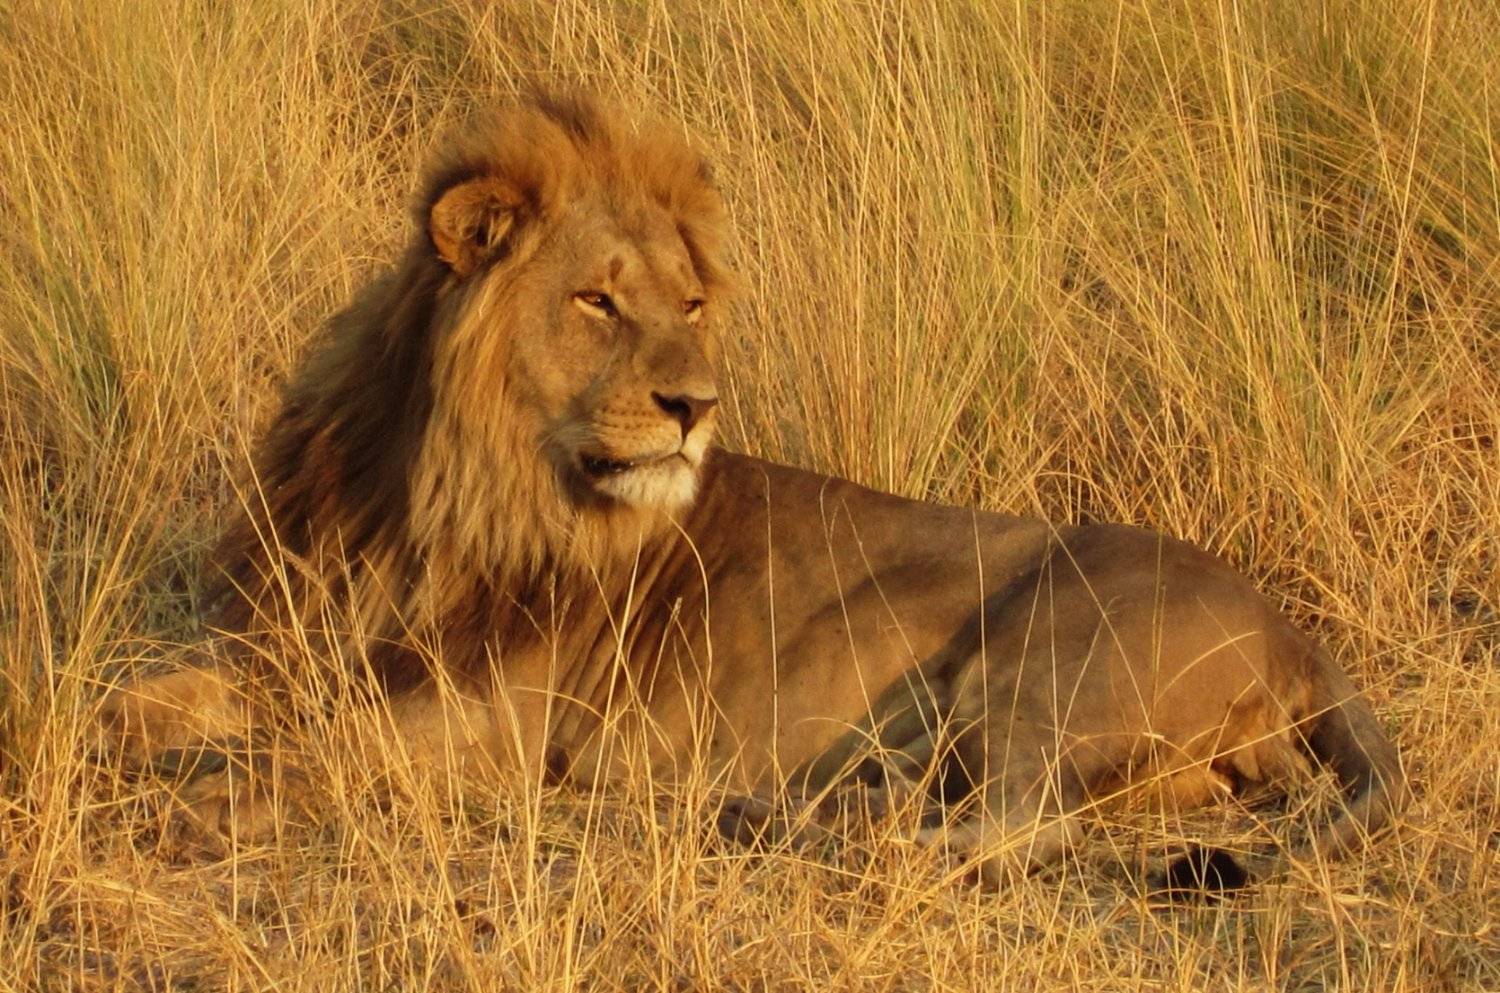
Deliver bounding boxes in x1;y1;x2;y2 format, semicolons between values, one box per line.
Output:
202;93;734;690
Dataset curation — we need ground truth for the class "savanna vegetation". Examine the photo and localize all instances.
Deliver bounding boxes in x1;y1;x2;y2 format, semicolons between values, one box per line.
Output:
2;0;1496;989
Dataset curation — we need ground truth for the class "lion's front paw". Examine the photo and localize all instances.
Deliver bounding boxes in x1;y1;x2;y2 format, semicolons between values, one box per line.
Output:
154;754;314;853
94;665;247;777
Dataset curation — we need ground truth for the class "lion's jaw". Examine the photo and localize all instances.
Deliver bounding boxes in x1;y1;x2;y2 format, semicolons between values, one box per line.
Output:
573;437;710;512
563;384;718;514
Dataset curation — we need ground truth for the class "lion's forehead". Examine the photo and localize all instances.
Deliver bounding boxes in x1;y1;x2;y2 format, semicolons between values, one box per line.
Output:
563;202;699;294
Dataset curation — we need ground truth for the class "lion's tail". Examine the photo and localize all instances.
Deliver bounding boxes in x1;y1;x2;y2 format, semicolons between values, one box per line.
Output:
1297;647;1406;858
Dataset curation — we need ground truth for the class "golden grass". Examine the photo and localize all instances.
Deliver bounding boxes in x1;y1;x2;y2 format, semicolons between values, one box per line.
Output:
2;0;1497;989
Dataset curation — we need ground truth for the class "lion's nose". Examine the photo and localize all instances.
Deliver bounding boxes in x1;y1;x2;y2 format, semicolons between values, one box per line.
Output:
652;391;719;435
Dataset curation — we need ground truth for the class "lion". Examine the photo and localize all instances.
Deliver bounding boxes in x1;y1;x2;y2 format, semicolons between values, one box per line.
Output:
99;93;1404;886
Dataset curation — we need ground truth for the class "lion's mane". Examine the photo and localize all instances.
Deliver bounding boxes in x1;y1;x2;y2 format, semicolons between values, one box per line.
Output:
203;94;734;691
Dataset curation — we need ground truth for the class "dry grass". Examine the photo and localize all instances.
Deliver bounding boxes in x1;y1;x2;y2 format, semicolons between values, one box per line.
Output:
2;0;1497;989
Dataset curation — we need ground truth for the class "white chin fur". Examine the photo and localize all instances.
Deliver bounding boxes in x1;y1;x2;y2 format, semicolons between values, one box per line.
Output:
591;456;700;510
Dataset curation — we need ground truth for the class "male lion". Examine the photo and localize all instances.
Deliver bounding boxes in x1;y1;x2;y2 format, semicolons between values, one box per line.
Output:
100;93;1403;885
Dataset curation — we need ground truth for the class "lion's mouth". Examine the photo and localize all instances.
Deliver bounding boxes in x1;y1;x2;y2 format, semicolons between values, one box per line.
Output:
574;448;701;509
580;452;683;478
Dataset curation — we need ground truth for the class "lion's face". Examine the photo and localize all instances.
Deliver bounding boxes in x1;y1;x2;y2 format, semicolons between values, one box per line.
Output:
418;101;733;526
504;199;720;511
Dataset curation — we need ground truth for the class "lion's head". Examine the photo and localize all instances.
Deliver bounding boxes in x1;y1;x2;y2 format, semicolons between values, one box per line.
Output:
207;94;736;662
411;94;737;573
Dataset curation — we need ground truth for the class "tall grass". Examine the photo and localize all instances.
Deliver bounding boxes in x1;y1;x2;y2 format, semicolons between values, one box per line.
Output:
2;0;1496;989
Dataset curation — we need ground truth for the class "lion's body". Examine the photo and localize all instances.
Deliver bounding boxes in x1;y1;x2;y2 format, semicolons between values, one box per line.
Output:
100;94;1403;881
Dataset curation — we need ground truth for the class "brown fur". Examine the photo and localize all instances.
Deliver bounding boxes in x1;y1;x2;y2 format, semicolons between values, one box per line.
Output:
98;94;1404;883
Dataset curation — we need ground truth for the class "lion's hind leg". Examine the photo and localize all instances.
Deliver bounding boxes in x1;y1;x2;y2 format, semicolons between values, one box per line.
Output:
908;705;1115;886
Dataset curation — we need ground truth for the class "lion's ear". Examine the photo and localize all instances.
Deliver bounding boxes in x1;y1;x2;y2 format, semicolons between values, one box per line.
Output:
429;176;522;276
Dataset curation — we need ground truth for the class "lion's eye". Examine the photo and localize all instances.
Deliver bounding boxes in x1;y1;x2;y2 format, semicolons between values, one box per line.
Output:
683;298;705;323
575;292;617;318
